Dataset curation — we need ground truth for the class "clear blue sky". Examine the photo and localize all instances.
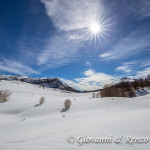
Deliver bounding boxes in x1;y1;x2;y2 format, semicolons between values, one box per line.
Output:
0;0;150;90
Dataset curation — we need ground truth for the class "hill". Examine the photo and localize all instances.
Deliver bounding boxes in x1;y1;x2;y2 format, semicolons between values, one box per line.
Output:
0;75;80;93
0;80;150;150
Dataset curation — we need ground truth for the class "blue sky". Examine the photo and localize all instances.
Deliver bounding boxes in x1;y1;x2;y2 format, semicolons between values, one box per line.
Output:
0;0;150;90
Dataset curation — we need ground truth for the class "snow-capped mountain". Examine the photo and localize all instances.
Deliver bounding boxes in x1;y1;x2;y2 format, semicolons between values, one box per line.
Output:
101;75;150;97
109;75;150;87
0;75;80;93
120;77;134;82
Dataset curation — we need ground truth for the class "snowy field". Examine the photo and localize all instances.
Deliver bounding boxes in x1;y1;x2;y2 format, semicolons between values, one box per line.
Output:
0;80;150;150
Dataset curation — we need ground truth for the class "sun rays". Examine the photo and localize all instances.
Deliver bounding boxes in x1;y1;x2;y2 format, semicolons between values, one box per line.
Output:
84;15;113;45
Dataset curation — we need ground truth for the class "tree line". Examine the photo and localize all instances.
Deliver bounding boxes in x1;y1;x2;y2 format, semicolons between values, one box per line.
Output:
101;77;150;98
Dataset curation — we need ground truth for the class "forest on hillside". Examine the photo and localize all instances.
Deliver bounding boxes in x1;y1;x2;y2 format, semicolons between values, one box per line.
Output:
101;77;150;98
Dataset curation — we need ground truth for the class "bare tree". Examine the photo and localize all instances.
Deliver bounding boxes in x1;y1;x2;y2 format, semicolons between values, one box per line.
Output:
0;90;12;103
96;93;99;98
64;99;71;108
92;93;95;98
39;97;45;105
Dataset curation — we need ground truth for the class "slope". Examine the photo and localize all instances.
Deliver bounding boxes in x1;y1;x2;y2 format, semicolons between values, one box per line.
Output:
0;80;150;150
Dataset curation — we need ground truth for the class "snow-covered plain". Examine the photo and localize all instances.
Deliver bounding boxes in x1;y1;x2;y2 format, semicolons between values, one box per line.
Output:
0;80;150;150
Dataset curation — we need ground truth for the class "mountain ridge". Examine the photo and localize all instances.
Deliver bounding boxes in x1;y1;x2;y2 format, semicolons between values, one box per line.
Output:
1;75;150;93
0;75;81;93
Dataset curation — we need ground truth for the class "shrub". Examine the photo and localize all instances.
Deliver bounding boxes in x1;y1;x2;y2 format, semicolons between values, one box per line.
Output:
64;99;71;108
96;93;100;98
0;90;12;103
39;97;45;105
92;93;95;98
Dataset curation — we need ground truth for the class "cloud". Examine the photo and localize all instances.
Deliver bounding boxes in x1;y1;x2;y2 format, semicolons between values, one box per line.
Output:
115;61;139;73
39;0;105;68
99;25;150;60
135;67;150;78
141;61;150;67
115;60;150;79
126;0;150;19
41;0;101;32
76;69;115;85
61;69;116;90
61;78;101;91
39;0;150;69
111;0;150;19
99;52;112;58
116;65;131;73
116;59;150;74
37;34;82;68
85;61;91;66
0;59;39;75
138;0;150;19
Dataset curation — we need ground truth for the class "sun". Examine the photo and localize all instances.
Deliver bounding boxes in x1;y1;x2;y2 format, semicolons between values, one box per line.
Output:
90;22;101;34
85;15;111;43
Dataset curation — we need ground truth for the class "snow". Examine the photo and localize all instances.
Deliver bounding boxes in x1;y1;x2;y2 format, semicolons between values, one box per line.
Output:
135;87;150;96
0;75;79;92
0;80;150;150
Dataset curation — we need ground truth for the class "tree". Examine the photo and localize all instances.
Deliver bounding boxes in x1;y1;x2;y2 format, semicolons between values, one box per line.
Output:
0;90;12;103
64;99;71;108
39;97;45;105
92;93;95;98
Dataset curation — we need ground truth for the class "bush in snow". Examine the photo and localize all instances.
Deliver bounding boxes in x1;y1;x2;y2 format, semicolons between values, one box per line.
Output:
34;97;45;107
39;97;45;105
96;93;100;98
64;99;71;108
92;93;95;98
0;90;12;103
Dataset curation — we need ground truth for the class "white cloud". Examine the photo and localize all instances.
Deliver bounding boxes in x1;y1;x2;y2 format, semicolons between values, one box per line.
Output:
141;61;150;67
99;26;150;60
135;67;150;78
0;59;39;75
99;52;112;58
115;60;150;75
39;0;150;70
76;69;115;84
41;0;101;32
127;0;150;19
61;69;116;90
38;0;105;68
61;78;101;91
115;65;131;73
112;0;150;19
85;61;91;66
123;61;139;66
37;34;82;67
114;60;150;80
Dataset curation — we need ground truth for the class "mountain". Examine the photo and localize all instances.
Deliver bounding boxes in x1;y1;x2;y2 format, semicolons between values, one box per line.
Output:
120;77;134;82
101;75;150;97
1;74;150;94
0;75;80;93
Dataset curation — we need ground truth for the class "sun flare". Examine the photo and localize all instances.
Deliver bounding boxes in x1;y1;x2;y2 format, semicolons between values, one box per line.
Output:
90;22;101;34
85;15;111;43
